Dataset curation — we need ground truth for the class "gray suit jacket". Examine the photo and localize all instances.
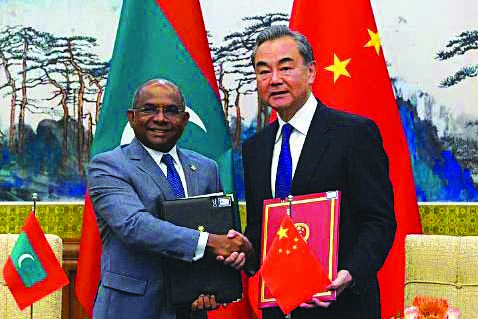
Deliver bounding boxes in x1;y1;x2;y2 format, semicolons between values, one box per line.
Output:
87;138;222;319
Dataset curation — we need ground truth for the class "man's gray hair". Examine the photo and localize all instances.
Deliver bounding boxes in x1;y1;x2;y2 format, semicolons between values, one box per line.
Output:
132;78;186;110
251;25;315;68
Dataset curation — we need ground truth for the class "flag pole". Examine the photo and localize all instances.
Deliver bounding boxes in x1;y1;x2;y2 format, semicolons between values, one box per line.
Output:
287;195;293;216
30;192;38;317
287;194;293;319
32;193;38;216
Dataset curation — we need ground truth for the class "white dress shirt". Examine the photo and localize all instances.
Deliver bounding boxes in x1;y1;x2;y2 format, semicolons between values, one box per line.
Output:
141;143;207;260
271;94;317;197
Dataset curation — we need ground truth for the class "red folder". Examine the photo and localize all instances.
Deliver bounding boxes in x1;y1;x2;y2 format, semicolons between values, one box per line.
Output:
259;192;341;308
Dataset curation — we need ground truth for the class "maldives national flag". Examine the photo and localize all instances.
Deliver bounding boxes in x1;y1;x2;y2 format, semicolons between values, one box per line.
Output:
2;212;69;310
290;0;422;317
75;0;237;317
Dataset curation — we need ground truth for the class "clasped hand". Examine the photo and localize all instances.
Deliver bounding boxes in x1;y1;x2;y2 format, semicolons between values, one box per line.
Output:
208;229;253;270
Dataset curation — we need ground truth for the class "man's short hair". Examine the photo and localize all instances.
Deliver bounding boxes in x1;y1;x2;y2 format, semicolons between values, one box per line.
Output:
132;78;186;110
251;25;315;68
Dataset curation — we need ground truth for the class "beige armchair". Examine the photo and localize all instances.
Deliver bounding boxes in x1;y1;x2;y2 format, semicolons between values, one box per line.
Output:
405;234;478;319
0;234;63;319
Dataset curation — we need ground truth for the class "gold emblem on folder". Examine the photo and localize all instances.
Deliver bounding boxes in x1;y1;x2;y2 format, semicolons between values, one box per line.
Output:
294;223;310;241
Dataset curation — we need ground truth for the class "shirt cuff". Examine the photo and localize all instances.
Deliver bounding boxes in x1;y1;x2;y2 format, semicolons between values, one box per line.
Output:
193;232;209;261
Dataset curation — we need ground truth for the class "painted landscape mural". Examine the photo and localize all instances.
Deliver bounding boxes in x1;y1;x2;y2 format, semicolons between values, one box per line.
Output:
0;26;108;200
0;0;476;201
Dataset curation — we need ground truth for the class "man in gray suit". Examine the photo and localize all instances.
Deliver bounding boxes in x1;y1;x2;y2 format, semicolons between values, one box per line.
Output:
87;79;252;319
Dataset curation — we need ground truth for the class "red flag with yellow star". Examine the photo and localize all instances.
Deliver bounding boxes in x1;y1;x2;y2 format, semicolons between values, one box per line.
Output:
290;0;422;317
260;214;330;314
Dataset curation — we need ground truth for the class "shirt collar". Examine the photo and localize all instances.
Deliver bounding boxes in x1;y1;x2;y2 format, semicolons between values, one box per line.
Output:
140;142;181;166
275;94;317;143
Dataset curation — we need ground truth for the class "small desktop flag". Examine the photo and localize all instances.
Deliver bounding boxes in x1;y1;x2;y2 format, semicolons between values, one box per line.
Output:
2;212;69;310
260;214;330;314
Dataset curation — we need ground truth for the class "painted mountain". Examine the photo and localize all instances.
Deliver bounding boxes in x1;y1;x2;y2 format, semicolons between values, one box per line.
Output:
393;78;478;201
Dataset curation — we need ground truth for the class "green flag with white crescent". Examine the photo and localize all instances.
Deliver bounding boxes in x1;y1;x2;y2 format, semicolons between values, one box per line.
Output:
3;212;69;310
9;232;47;288
92;0;234;192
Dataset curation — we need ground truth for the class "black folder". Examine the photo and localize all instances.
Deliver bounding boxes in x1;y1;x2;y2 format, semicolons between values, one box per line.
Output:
159;194;243;306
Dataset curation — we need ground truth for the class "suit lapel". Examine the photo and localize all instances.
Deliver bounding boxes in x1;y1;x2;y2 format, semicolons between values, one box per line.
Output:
125;138;176;200
177;148;200;197
292;101;331;194
257;121;279;200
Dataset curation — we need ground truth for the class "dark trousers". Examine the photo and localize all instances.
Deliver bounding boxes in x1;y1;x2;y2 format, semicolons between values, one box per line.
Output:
175;307;207;319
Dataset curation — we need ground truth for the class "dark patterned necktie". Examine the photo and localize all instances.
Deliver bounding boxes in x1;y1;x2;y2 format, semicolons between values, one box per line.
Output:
275;123;293;198
161;154;186;198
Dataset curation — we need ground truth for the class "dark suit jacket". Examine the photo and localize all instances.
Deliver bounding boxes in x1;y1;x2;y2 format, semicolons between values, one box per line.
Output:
88;138;221;319
242;100;397;319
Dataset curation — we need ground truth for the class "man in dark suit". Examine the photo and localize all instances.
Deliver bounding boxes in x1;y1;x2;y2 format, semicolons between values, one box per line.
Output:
242;26;397;318
88;79;252;319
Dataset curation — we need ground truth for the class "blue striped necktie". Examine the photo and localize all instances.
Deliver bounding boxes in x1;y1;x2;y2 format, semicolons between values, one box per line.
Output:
275;123;293;198
161;154;186;198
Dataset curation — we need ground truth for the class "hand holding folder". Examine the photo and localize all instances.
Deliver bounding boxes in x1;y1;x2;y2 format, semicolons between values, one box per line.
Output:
260;214;331;314
159;194;245;306
259;192;341;309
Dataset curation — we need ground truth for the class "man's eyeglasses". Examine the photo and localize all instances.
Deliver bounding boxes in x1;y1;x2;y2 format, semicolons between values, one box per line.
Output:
131;105;185;118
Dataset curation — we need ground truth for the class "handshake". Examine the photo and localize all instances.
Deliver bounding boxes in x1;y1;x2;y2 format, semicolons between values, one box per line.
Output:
207;230;255;271
189;230;254;312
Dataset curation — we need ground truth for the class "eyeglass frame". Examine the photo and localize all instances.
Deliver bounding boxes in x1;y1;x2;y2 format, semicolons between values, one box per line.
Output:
128;104;187;119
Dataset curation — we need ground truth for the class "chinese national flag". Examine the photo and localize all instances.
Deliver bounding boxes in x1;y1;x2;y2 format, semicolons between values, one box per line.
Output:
290;0;422;317
3;212;69;310
260;214;330;314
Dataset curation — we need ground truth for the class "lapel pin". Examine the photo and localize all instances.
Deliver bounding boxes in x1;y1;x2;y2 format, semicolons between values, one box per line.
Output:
189;164;198;171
